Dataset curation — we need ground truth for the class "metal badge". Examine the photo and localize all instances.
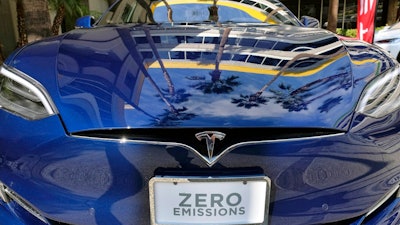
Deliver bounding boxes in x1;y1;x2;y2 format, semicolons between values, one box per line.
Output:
195;131;226;165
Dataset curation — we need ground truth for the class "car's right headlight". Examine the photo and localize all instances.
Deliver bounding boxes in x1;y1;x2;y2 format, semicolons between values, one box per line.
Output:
0;65;57;120
356;65;400;118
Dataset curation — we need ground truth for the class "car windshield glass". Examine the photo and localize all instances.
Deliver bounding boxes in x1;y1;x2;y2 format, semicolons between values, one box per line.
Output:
97;0;302;26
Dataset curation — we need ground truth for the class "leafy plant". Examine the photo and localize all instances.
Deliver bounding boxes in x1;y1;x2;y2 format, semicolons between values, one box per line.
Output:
48;0;89;35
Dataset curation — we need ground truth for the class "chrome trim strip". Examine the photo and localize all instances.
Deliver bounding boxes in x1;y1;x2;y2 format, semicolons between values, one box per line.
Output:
0;183;10;203
72;132;345;167
0;181;49;224
364;184;400;218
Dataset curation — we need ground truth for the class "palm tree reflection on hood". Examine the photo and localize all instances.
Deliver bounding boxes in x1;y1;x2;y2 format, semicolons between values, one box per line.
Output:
232;47;348;111
151;107;196;126
269;83;309;112
270;70;351;112
144;28;193;105
192;75;240;94
191;27;241;94
144;28;175;97
231;93;269;109
142;28;197;126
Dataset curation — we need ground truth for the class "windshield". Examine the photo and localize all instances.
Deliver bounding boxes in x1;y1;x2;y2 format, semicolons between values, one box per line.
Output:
97;0;302;26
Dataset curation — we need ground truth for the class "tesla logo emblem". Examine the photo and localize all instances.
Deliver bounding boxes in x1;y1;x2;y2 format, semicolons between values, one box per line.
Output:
195;131;226;165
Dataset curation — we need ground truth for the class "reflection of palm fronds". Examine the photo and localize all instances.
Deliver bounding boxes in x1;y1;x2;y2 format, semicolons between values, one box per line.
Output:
270;70;351;112
318;97;342;113
290;72;351;96
191;75;240;94
270;83;309;111
256;47;346;97
151;107;196;126
277;96;308;112
231;93;268;109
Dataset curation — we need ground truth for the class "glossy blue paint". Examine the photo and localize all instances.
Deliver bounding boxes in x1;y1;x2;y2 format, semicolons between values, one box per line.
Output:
0;203;26;225
50;25;358;132
0;201;48;225
1;0;400;224
351;198;400;225
1;107;400;224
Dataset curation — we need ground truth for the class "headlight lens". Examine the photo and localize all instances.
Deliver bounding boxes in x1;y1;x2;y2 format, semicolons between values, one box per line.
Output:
0;65;57;120
357;66;400;118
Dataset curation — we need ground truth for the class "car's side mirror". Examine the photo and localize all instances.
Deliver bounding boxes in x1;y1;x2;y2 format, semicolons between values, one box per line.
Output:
300;16;320;28
75;16;95;28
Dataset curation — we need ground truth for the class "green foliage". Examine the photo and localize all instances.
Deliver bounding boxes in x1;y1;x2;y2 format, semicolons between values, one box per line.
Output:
48;0;89;17
90;10;104;20
336;26;387;38
336;28;357;37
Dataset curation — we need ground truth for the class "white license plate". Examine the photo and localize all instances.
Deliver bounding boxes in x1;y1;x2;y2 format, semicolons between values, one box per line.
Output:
149;176;270;225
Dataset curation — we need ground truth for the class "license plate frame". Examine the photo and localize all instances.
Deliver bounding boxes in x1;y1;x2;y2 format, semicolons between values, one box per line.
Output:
149;176;271;225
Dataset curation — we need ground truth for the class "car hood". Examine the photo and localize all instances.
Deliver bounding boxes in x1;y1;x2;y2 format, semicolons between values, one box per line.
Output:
55;24;357;132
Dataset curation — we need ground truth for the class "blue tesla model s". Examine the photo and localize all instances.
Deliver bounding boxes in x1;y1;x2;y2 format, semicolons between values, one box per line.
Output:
1;0;400;224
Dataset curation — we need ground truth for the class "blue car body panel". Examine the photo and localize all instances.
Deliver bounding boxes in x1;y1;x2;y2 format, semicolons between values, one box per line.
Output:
1;108;400;224
11;26;359;131
2;0;400;224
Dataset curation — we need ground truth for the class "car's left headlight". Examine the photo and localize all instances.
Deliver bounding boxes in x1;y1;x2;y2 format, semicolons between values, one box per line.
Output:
356;65;400;118
0;65;57;120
